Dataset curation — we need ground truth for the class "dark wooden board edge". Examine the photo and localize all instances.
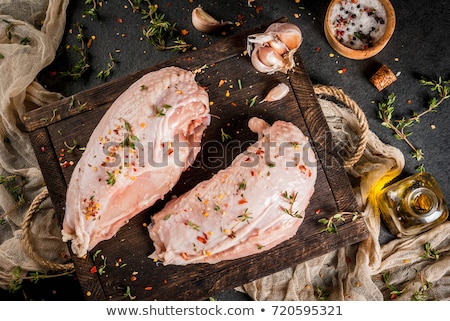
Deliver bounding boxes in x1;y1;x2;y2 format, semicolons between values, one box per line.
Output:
290;54;361;212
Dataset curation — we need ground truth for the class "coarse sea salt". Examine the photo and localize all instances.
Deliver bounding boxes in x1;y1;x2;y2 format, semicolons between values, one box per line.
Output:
329;0;387;50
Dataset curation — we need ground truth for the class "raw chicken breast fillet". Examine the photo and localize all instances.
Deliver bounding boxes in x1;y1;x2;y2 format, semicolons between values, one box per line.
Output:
62;66;210;258
148;117;317;265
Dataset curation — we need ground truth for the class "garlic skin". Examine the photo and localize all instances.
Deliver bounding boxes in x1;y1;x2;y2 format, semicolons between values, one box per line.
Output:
192;6;233;33
247;22;302;74
260;83;290;103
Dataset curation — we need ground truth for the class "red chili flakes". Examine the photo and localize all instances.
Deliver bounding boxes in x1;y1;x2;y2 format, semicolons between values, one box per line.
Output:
181;252;189;260
90;266;97;274
144;286;153;291
180;29;189;36
337;67;347;74
315;209;321;215
315;47;321;52
238;198;248;205
255;5;263;14
130;275;137;282
117;18;123;23
197;236;207;244
231;102;237;107
40;146;46;152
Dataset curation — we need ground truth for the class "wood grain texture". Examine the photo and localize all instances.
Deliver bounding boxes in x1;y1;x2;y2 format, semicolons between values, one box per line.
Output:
24;19;369;301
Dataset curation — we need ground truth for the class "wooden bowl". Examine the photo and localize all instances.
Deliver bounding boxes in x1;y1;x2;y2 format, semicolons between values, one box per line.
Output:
324;0;396;60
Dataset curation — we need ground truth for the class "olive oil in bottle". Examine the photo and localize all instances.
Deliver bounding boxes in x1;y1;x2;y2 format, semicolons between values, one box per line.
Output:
377;172;448;238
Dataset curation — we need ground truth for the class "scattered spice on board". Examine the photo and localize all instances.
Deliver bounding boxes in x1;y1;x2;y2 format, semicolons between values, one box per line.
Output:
329;0;387;50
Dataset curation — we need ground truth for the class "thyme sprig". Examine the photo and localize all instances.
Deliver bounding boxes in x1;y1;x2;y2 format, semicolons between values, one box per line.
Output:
97;53;118;81
83;0;99;19
381;271;405;299
128;0;190;52
314;285;330;300
60;22;90;80
8;266;76;294
420;242;440;260
377;77;450;161
0;175;27;207
318;211;359;233
412;270;436;301
280;191;302;218
220;128;231;142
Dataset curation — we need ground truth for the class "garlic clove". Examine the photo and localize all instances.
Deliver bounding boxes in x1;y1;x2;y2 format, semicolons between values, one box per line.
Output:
247;22;303;74
191;6;233;33
266;23;303;51
251;46;286;74
260;83;290;103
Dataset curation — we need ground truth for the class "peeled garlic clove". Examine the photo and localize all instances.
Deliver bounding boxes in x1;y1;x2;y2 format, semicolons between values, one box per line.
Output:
192;6;232;33
260;83;290;103
251;46;286;74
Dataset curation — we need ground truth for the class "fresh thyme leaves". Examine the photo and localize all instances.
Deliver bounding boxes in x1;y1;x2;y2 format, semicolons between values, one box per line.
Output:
420;242;440;260
280;191;302;218
155;104;171;117
64;139;85;153
238;208;252;223
92;249;102;261
128;0;191;52
186;220;200;231
124;285;136;300
381;271;405;299
318;211;359;233
247;95;258;107
83;0;99;19
8;266;76;293
20;37;31;45
314;285;330;300
3;19;15;41
378;77;450;162
106;171;117;185
220;128;231;142
0;175;27;206
412;270;436;301
120;118;140;149
237;180;246;191
60;22;90;80
97;53;118;81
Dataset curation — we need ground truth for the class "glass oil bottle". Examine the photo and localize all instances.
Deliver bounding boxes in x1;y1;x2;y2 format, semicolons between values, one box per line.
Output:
377;172;448;238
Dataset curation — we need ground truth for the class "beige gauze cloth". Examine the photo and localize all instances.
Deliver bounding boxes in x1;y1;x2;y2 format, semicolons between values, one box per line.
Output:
240;87;450;301
2;1;450;300
0;0;71;289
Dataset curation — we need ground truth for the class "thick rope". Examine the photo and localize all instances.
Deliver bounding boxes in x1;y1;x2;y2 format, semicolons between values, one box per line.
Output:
313;84;369;168
21;187;74;271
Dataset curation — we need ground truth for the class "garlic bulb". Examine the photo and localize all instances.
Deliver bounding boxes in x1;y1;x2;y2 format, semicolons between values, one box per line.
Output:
260;83;290;103
247;22;302;74
192;6;233;33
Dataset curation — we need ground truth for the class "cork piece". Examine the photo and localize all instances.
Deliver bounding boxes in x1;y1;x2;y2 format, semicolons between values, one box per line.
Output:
370;64;397;91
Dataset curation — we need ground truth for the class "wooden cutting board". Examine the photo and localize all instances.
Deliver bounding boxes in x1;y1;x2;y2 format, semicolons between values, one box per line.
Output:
23;18;369;301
